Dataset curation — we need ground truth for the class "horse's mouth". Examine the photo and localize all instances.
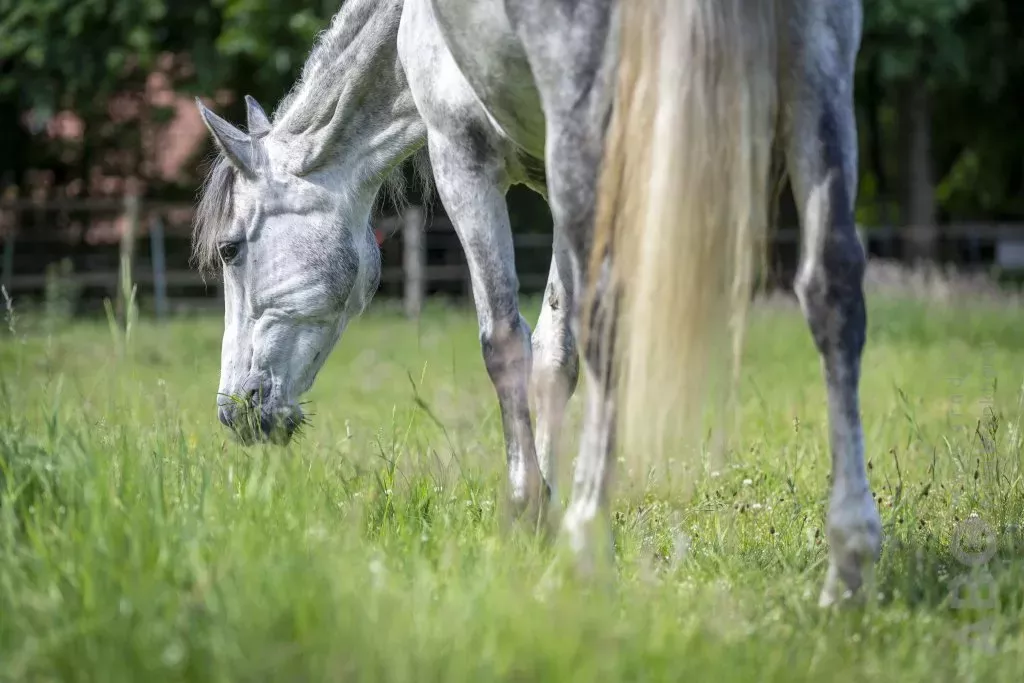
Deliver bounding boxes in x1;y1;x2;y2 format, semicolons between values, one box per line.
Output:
225;405;305;446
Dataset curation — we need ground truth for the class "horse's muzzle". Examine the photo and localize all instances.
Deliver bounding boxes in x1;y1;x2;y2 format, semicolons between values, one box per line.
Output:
218;377;302;445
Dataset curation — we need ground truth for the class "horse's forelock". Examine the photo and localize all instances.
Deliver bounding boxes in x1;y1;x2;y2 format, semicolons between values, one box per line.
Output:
192;154;237;274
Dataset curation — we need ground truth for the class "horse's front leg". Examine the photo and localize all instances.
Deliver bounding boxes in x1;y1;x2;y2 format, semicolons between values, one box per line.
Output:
424;130;548;521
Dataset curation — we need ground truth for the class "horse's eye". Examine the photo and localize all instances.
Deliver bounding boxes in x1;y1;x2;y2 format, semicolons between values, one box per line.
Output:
218;242;241;264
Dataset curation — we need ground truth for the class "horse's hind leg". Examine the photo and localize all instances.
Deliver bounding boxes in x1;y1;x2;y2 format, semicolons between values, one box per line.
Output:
506;0;620;574
783;9;881;606
530;241;579;503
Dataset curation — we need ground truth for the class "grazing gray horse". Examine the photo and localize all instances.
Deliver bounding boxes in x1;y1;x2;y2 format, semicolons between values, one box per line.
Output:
193;0;880;606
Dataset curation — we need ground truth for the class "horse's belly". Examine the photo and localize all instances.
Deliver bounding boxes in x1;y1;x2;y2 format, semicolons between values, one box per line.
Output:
430;0;545;156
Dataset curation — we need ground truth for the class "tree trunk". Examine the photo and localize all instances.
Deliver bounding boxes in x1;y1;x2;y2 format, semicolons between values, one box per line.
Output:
0;99;28;194
865;57;889;225
899;79;938;263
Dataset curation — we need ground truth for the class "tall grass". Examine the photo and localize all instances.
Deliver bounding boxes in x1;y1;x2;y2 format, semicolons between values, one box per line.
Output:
0;295;1022;682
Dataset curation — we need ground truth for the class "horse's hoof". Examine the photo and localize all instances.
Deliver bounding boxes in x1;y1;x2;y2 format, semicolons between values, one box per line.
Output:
533;527;613;602
818;489;882;608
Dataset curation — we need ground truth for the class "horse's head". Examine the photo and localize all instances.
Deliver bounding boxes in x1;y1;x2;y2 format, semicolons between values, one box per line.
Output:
193;96;382;445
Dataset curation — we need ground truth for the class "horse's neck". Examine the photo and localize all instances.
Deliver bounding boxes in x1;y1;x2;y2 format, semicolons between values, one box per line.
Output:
268;0;424;185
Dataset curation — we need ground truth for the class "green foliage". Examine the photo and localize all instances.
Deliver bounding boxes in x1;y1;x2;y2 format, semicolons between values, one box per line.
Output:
854;0;1024;222
213;0;333;87
0;0;225;195
202;0;340;127
0;0;222;109
1;0;1024;225
862;0;979;84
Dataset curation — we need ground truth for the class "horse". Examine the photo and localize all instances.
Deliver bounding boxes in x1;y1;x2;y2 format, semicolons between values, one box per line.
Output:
192;0;880;607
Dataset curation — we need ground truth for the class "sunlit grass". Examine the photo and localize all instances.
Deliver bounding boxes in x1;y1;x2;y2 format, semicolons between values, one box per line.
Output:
1;294;1022;682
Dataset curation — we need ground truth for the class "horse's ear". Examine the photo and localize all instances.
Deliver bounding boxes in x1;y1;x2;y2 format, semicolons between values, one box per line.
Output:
244;95;271;138
195;98;258;178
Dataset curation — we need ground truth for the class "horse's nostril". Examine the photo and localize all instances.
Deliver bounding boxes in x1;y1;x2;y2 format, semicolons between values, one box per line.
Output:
218;404;233;427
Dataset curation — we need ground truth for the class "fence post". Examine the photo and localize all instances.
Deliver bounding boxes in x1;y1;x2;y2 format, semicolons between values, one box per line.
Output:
149;213;168;322
403;205;425;319
117;193;140;324
1;230;13;292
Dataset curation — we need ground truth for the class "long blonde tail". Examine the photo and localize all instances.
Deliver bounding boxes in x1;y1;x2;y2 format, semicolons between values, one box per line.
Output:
589;0;777;474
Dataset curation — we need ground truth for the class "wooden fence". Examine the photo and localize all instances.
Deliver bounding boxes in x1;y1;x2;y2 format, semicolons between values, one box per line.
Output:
2;197;1024;320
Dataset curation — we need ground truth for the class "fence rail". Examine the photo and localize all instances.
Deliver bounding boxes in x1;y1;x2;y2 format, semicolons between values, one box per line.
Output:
3;197;1024;320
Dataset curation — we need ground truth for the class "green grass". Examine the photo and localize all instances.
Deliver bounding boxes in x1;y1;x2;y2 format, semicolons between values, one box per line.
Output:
1;295;1023;682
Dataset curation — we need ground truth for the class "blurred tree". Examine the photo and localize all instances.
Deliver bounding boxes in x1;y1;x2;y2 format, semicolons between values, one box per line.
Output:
0;0;224;197
1;0;1023;253
932;0;1024;221
212;0;336;96
857;0;979;262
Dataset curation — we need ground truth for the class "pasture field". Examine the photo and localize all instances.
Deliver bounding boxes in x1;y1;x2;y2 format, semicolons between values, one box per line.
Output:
1;293;1023;682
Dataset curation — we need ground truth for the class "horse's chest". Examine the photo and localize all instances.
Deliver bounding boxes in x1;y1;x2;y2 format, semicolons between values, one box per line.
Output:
429;0;545;155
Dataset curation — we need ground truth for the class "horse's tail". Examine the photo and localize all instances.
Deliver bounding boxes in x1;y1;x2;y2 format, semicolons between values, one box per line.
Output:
588;0;778;471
